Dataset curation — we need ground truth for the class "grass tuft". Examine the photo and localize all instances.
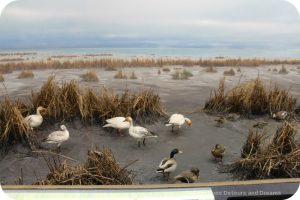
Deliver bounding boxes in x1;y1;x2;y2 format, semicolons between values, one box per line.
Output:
172;69;193;80
32;76;166;124
34;148;134;185
223;68;235;76
80;70;99;82
162;67;170;72
18;70;34;79
205;66;217;73
278;65;289;74
224;122;300;179
129;72;137;79
0;98;32;149
0;74;4;82
114;70;127;79
204;77;297;116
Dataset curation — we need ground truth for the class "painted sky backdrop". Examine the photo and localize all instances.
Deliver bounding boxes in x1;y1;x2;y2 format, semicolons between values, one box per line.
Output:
0;0;299;49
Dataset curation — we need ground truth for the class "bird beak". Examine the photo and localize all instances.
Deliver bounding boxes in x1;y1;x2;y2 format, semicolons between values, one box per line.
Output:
179;150;183;154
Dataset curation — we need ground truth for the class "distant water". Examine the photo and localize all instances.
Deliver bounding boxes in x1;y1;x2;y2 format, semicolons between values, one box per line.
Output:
0;47;299;58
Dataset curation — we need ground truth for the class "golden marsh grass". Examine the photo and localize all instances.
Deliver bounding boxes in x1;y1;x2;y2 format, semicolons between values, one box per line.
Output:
18;70;34;79
34;148;134;185
225;122;300;179
204;77;297;116
80;70;99;82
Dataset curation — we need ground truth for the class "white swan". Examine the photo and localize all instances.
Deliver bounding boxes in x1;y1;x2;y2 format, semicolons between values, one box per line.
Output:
42;125;69;150
103;117;130;134
156;148;183;180
24;106;47;130
123;117;157;147
165;114;192;132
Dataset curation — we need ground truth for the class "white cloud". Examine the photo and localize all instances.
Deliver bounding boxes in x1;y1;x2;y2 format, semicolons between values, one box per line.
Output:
0;0;299;48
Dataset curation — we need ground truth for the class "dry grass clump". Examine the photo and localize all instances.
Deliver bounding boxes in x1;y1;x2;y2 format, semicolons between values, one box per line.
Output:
278;65;289;74
104;67;117;71
273;68;278;72
34;148;134;185
162;67;170;72
0;98;32;149
204;77;297;116
223;68;235;76
32;76;166;123
0;74;4;82
2;57;300;72
225;122;300;179
129;72;137;79
205;66;217;73
114;70;127;79
18;70;34;79
172;69;193;80
80;70;99;82
183;69;193;77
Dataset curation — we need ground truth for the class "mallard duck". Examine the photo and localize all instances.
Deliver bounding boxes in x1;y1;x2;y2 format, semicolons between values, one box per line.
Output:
123;117;157;147
253;121;268;129
42;125;69;151
173;167;200;183
225;113;240;121
272;111;288;120
24;106;47;130
215;116;226;127
211;144;226;161
165;114;192;132
103;117;130;135
156;148;183;180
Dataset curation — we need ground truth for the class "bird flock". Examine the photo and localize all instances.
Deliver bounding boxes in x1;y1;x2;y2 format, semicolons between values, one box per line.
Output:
22;106;291;184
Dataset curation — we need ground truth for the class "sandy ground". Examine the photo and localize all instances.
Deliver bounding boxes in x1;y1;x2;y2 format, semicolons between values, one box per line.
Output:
0;65;299;185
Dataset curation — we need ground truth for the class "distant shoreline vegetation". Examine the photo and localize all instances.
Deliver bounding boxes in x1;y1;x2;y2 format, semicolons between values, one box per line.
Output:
1;57;300;74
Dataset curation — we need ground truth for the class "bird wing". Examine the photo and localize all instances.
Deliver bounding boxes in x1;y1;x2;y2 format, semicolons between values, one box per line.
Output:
169;114;184;125
106;117;125;124
158;158;169;168
159;158;175;170
25;115;39;123
45;131;67;142
133;126;154;137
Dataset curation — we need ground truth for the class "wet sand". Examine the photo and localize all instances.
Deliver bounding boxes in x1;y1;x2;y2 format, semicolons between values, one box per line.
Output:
0;65;299;185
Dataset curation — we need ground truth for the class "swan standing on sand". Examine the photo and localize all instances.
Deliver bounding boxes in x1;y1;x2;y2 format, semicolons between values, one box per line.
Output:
165;114;192;132
24;106;47;130
103;117;130;135
123;117;157;147
42;125;69;151
156;148;183;180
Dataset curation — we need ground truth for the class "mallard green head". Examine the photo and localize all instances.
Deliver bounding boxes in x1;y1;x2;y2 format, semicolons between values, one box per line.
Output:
170;148;183;158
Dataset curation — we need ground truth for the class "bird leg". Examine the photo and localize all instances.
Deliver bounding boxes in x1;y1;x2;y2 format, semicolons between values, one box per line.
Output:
143;138;146;146
138;141;141;148
171;125;174;132
117;129;124;136
166;172;170;181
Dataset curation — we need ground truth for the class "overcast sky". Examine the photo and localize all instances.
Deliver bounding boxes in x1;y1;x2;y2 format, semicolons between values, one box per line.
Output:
0;0;299;49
